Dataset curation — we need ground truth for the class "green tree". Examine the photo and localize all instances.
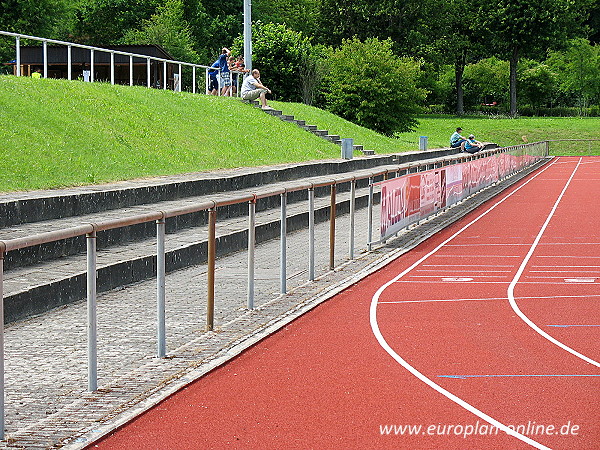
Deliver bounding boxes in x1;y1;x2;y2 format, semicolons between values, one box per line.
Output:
72;0;162;45
121;0;200;63
517;59;558;108
462;57;509;109
0;0;73;65
548;38;600;111
253;0;320;36
316;0;420;52
323;37;426;135
425;0;486;115
233;21;313;102
473;0;590;116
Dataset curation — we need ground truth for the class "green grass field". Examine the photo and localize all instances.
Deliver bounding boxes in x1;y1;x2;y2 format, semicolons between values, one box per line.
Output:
1;76;598;193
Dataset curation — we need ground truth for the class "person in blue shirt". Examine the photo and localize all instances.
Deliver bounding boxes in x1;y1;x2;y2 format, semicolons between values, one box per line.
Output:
207;60;219;95
464;135;485;153
218;47;232;96
450;127;467;148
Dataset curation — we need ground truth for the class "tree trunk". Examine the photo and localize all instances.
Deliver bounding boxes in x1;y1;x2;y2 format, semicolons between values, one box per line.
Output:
509;46;519;117
455;51;466;115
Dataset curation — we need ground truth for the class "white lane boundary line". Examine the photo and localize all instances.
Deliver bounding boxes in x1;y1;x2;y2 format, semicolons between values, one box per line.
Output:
370;158;562;450
380;293;600;304
507;157;600;368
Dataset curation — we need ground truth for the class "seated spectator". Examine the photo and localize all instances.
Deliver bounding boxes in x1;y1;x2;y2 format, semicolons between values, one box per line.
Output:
464;134;485;153
450;127;467;148
241;69;273;110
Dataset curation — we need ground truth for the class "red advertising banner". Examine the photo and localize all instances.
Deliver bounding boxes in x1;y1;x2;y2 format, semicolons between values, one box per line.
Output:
379;146;545;241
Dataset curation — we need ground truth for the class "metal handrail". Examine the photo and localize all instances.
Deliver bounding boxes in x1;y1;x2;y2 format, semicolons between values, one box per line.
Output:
1;30;218;93
0;144;537;253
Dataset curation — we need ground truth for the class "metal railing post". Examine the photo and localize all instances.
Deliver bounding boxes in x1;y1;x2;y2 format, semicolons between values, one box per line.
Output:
156;218;166;357
43;40;48;78
308;187;315;281
163;61;167;90
367;177;374;251
147;58;151;88
90;49;94;82
177;64;182;92
247;200;256;310
86;231;98;391
129;55;133;86
329;184;336;271
0;250;5;440
280;192;287;294
15;36;20;76
110;52;115;85
192;66;196;94
67;45;72;80
206;207;216;331
349;179;356;259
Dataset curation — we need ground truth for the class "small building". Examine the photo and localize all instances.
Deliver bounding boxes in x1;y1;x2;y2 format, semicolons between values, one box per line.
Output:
13;44;177;89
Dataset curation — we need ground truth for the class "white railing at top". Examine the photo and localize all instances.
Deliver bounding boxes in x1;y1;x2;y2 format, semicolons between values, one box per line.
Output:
1;30;221;94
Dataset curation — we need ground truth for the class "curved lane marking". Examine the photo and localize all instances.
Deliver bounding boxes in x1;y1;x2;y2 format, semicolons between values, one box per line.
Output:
371;159;561;450
507;157;600;368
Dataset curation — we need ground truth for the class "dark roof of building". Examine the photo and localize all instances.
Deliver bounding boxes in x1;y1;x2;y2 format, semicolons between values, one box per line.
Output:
16;44;174;65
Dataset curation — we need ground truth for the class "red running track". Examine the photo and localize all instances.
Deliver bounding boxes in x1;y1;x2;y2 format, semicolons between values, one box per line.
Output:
91;156;599;450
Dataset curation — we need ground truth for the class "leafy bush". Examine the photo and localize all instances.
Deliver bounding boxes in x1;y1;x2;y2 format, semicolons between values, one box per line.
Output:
233;21;313;102
321;37;427;136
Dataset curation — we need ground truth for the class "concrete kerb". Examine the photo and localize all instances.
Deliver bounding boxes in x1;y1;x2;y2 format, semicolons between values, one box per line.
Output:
63;157;551;450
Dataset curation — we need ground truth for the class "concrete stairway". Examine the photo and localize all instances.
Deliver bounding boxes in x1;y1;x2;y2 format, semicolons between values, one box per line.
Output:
5;153;456;324
246;101;376;156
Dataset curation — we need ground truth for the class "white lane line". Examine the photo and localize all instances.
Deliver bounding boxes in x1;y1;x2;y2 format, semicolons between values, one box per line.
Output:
415;269;512;273
423;264;514;268
371;159;560;450
507;157;600;368
525;276;597;281
410;275;509;279
530;270;600;272
380;293;600;305
533;265;600;268
431;255;523;258
536;255;600;258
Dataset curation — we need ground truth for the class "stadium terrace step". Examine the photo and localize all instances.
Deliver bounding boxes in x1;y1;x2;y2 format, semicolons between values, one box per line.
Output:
263;108;283;116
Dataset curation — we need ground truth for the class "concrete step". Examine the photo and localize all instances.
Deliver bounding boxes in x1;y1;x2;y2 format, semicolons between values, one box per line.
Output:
0;148;464;323
279;114;294;121
293;119;306;126
303;125;317;132
263;108;282;116
353;145;364;152
312;130;328;137
324;135;341;142
2;183;377;324
362;150;376;156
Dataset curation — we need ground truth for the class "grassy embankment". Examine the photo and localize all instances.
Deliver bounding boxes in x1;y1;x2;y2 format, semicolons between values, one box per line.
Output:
1;75;598;193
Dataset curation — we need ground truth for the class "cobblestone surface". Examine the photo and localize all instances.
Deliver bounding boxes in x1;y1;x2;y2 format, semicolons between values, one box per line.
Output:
0;160;547;449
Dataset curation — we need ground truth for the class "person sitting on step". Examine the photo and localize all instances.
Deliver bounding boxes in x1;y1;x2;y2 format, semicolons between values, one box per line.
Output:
241;69;273;110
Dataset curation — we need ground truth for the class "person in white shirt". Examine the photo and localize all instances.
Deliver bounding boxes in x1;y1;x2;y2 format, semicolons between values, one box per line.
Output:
241;69;273;110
